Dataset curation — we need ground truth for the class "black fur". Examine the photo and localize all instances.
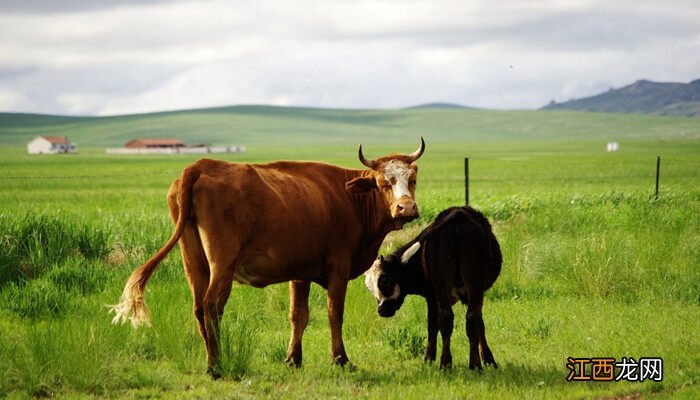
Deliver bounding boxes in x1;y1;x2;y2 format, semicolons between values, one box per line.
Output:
370;206;502;369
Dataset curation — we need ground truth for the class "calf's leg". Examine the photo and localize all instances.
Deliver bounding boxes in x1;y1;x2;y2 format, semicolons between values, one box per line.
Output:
466;290;485;370
438;306;454;368
424;297;438;362
480;326;498;368
285;280;311;368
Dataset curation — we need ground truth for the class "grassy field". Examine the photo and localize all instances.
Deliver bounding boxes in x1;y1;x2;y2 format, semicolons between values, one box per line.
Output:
0;107;698;399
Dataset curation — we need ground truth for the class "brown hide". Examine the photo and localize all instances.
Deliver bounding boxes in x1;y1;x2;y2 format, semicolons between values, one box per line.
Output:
181;159;396;288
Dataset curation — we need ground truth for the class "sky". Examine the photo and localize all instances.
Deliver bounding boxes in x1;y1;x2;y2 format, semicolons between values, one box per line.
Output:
1;0;699;116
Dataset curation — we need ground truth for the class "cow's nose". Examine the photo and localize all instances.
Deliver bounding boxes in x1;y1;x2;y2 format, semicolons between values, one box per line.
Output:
394;200;418;218
399;202;417;213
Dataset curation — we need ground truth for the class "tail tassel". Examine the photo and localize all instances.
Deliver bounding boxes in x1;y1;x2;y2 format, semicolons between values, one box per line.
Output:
108;286;152;328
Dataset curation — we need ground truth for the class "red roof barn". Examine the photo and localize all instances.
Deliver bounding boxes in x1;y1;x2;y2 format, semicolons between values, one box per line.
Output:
125;138;186;148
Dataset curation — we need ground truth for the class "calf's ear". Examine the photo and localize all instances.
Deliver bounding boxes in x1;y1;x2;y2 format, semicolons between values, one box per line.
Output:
401;242;421;264
345;177;377;194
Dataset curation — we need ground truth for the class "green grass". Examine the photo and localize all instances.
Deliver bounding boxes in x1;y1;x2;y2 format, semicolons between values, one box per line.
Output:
0;108;698;398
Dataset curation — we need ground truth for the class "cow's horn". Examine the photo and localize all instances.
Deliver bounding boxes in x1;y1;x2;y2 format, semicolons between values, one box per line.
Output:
358;144;377;169
405;137;425;163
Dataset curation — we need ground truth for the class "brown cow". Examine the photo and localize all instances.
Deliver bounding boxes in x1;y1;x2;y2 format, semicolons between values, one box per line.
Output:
110;139;425;377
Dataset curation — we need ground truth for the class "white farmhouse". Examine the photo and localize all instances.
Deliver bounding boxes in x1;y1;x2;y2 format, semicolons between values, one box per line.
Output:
27;136;77;154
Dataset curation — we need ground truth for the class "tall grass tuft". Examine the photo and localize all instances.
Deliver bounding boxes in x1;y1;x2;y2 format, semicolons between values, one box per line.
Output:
0;318;125;397
1;279;76;319
215;312;259;379
383;326;426;359
0;213;112;286
47;258;112;295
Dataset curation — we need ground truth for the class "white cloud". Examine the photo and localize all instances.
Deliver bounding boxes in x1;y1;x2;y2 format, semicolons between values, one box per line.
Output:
0;0;699;115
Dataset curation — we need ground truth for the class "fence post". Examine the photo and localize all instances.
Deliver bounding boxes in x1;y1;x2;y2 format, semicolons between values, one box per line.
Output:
655;156;661;199
464;157;469;205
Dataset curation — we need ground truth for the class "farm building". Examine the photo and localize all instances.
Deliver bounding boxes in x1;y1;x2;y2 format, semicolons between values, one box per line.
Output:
27;136;77;154
125;138;186;149
107;138;245;155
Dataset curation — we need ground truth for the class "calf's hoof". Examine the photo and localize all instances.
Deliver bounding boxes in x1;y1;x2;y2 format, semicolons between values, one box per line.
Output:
482;351;498;368
439;356;452;369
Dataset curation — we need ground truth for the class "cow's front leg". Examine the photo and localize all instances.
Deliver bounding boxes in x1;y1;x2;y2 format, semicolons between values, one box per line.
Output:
326;272;349;366
285;280;311;368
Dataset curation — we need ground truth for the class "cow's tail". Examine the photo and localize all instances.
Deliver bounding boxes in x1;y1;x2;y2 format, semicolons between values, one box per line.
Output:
109;165;201;328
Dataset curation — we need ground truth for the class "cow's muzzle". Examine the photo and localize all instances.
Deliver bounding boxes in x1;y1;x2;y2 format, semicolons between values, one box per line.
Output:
391;198;419;220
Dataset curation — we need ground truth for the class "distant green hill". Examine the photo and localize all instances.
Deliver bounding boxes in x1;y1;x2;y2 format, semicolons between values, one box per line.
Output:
542;79;700;116
1;105;699;148
404;102;472;110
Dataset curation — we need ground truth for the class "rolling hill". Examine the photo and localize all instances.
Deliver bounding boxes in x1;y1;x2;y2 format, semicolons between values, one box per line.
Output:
542;79;700;116
404;102;473;110
1;105;699;149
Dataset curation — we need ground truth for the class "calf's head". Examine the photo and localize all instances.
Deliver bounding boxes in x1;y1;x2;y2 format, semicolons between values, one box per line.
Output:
364;242;421;317
345;138;425;226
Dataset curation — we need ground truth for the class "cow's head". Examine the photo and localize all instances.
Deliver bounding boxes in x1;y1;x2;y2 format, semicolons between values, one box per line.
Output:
364;242;421;317
345;138;425;226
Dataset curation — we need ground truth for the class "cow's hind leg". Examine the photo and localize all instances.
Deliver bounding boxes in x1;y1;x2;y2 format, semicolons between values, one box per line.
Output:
181;225;211;349
285;280;311;368
168;186;212;363
202;257;237;379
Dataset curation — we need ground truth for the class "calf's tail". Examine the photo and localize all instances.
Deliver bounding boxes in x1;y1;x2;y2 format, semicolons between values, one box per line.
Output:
109;165;200;328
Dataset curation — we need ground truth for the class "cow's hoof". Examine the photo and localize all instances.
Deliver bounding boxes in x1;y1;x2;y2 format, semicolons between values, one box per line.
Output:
207;366;222;380
332;354;350;367
285;356;302;369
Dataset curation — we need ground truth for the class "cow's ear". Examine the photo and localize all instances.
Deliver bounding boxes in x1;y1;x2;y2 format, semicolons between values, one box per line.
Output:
345;177;377;194
401;242;421;264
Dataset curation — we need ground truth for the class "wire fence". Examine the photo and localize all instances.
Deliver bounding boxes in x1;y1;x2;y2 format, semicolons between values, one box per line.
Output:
0;158;696;185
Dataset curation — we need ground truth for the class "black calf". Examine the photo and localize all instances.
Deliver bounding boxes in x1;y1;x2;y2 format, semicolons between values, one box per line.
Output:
364;206;502;369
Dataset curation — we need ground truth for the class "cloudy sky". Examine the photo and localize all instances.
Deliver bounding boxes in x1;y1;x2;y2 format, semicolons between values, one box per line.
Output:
1;0;698;116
